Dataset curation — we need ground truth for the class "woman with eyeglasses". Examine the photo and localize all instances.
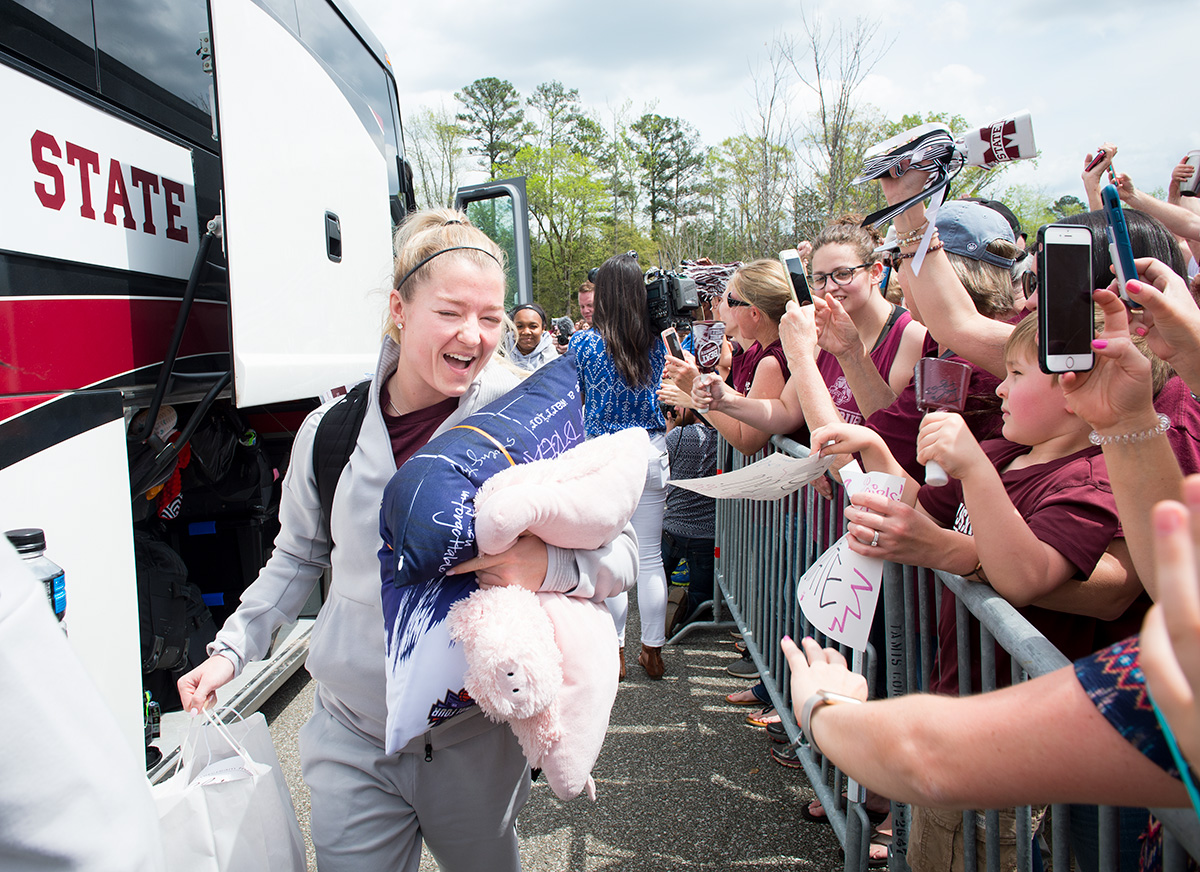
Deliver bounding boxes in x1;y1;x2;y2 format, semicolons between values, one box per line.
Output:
691;218;925;444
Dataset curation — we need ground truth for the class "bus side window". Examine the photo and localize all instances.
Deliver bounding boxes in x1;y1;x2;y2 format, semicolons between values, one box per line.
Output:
94;0;213;147
0;0;97;91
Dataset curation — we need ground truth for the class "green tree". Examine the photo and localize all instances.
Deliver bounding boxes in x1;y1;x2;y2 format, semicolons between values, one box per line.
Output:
1050;195;1086;220
405;104;465;208
527;81;584;151
454;77;529;179
629;113;701;247
595;103;640;253
503;143;606;316
716;134;792;260
996;183;1059;236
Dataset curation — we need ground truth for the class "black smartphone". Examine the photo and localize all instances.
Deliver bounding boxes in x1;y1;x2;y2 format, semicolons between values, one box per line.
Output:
779;249;813;305
662;327;685;359
1037;224;1094;374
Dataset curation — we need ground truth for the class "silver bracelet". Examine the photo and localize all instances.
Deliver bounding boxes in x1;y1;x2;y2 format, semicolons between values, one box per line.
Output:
1088;413;1170;446
800;689;864;757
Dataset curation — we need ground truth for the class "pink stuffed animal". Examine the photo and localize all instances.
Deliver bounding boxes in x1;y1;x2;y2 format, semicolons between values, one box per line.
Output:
447;427;649;800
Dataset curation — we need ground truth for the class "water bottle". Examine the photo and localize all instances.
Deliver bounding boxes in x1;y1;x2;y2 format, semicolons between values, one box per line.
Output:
6;528;67;630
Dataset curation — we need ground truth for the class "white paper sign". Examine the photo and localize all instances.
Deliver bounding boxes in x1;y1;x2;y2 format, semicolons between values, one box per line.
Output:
671;451;836;501
797;470;905;650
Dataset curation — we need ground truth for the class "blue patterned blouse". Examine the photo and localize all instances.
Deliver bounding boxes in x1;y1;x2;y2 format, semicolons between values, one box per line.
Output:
1075;635;1183;779
570;329;666;437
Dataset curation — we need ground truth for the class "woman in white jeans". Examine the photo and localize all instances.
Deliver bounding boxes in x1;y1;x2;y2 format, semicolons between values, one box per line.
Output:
569;252;671;679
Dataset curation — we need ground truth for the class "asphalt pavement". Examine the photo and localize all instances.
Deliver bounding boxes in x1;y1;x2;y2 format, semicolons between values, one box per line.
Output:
261;614;844;872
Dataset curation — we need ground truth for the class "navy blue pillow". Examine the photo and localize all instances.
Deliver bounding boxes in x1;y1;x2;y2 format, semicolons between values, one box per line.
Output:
378;353;584;752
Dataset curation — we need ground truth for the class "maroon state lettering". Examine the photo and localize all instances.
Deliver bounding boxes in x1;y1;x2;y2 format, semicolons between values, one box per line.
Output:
30;130;63;210
29;129;189;243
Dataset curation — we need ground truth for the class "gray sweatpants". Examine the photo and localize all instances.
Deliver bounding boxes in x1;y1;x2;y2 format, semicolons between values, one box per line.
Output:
299;694;532;871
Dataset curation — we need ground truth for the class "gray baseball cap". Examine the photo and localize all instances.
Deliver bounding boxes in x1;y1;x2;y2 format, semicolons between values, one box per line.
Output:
935;200;1016;270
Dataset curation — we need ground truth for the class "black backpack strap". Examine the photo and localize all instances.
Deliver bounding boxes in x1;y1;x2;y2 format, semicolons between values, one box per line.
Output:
313;380;372;547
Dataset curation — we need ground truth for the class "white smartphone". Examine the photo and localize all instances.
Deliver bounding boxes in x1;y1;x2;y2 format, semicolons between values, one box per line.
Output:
778;249;812;305
1037;224;1094;374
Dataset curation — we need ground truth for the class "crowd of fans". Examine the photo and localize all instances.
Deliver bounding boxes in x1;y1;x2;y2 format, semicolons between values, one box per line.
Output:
557;143;1200;872
419;136;1200;871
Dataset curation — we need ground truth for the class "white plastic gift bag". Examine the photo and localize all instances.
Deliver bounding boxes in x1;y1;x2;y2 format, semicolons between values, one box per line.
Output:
153;708;305;872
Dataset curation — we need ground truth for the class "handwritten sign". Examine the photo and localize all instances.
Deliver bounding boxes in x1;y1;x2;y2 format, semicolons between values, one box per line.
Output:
797;470;905;650
671;451;836;501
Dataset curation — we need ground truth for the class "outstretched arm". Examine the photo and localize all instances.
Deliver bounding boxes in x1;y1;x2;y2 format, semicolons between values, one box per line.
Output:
878;169;1012;378
692;362;805;447
810;421;918;502
781;636;1189;810
695;354;790;455
1116;173;1200;253
918;412;1076;606
1125;259;1200;396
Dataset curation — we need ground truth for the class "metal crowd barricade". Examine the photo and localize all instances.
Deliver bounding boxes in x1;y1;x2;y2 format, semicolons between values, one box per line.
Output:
702;434;1200;872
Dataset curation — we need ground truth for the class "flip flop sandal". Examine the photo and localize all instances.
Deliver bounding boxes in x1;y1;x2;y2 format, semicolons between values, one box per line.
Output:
801;797;890;826
868;828;893;868
746;706;780;727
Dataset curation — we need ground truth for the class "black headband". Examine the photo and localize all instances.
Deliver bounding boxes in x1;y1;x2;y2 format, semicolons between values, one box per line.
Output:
395;246;501;290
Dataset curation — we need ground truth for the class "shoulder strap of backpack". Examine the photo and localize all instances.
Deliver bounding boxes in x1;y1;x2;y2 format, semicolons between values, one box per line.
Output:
313;380;372;546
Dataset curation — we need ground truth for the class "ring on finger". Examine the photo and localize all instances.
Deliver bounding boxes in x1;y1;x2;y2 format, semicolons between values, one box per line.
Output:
870;530;880;548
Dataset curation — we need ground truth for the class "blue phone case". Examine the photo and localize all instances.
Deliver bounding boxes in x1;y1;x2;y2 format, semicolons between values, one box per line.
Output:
1101;183;1141;307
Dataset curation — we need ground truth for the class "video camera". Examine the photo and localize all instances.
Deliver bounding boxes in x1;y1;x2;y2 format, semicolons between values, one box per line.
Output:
553;316;574;345
644;267;700;333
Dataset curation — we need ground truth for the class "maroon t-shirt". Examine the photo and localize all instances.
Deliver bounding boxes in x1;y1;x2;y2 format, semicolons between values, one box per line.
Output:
729;338;790;395
866;333;1003;483
1154;375;1200;476
816;307;914;426
383;395;459;469
918;439;1120;696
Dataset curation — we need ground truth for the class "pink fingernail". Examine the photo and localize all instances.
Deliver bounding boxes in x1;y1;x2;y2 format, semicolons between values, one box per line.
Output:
1092;339;1108;349
1135;327;1148;337
1128;283;1141;294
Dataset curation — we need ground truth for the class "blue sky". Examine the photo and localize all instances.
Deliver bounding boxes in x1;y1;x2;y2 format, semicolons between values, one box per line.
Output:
356;0;1194;206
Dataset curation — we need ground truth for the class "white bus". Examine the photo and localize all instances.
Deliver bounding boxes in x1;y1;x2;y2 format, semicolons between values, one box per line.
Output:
0;0;531;775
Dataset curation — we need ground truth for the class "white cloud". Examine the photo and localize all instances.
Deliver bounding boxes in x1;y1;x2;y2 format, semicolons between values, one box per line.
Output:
358;0;1193;203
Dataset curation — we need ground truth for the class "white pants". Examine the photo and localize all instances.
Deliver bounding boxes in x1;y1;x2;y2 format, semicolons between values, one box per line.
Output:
300;693;531;872
606;432;669;647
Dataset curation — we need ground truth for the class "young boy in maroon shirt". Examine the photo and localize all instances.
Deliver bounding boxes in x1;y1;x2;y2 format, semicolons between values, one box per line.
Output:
814;315;1123;650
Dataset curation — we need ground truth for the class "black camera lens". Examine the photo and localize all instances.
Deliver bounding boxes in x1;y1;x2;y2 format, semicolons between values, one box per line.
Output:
587;267;599;282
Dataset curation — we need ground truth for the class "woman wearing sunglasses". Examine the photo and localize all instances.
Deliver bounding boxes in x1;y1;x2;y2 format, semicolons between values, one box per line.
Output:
664;259;800;456
692;217;925;441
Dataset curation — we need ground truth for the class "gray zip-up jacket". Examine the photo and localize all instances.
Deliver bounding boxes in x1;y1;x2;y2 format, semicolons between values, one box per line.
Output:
210;338;637;747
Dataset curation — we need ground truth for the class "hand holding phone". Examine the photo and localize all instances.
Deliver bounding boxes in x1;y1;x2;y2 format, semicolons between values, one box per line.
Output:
1100;183;1140;307
662;327;685;359
1084;145;1116;183
779;249;813;306
1037;224;1095;374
